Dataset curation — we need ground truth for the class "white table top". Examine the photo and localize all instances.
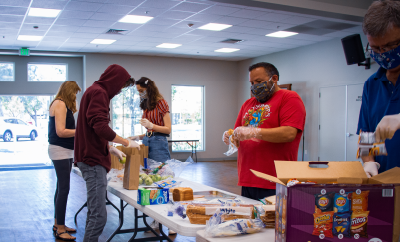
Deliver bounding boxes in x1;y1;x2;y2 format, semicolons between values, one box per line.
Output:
196;228;275;242
72;167;262;237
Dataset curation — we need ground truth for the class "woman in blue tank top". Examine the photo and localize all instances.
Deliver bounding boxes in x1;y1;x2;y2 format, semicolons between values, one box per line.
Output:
48;81;81;241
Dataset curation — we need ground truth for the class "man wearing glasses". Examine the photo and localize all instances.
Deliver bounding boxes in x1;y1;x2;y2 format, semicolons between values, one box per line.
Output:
358;0;400;178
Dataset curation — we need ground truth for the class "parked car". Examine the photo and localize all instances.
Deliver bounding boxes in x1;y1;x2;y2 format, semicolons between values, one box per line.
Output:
0;117;38;142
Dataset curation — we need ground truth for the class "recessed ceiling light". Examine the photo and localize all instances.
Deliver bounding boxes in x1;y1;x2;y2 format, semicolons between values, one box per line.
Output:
215;48;240;53
28;8;61;18
156;43;182;49
90;39;116;44
17;35;43;41
119;15;153;24
198;23;232;31
266;31;298;38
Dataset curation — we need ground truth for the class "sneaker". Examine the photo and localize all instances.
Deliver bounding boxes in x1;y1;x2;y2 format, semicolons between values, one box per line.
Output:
168;229;177;235
145;220;159;233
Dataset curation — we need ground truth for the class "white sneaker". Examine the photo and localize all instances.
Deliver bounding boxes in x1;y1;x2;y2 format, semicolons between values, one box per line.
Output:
169;229;177;235
145;220;159;233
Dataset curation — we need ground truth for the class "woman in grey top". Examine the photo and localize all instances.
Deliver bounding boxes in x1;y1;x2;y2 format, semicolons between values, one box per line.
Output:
48;81;81;241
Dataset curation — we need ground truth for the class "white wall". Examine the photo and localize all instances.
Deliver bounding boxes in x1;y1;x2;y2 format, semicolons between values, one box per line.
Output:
84;53;239;161
237;35;378;161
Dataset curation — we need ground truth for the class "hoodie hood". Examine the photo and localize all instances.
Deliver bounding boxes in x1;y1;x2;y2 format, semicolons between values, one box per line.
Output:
95;64;131;99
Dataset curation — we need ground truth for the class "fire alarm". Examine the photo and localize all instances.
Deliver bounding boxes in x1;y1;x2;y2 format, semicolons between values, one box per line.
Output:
187;23;194;28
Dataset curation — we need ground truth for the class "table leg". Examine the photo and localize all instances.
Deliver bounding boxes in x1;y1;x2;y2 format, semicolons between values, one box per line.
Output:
74;201;87;224
106;199;125;242
158;222;173;242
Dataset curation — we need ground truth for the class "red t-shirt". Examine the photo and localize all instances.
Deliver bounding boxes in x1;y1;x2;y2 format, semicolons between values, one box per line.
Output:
142;99;169;129
234;89;306;189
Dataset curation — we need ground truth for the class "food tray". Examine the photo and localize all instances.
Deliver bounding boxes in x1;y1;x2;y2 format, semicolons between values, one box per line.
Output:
192;191;236;201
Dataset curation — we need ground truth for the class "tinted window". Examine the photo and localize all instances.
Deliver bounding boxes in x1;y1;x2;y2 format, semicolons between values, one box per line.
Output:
17;119;26;125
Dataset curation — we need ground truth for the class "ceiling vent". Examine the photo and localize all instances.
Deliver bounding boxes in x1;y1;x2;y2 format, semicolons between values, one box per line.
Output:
105;29;128;35
220;38;243;44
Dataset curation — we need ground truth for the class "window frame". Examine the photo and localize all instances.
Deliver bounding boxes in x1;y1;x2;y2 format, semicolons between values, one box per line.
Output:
27;62;68;82
0;61;15;82
171;84;205;152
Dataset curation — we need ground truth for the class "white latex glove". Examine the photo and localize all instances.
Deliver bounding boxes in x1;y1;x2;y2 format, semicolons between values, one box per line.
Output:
109;146;126;160
363;162;380;178
124;139;141;150
222;131;230;145
375;114;400;142
140;118;154;129
233;126;262;142
128;135;140;141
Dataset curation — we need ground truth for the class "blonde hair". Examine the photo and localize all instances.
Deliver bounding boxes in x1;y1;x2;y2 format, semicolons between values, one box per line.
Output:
51;81;81;113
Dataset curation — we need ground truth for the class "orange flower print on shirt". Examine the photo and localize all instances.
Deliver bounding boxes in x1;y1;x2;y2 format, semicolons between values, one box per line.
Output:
242;104;271;127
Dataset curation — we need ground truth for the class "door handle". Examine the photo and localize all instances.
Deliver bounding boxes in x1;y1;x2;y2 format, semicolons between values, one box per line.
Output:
346;133;355;137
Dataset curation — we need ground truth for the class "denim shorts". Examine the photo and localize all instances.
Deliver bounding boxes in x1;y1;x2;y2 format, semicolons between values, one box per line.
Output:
142;135;171;163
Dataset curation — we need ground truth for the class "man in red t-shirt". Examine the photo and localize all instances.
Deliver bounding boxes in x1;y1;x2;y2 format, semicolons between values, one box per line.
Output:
223;62;306;200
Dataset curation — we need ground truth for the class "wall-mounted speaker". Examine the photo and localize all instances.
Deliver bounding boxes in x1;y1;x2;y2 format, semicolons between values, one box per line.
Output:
341;34;366;65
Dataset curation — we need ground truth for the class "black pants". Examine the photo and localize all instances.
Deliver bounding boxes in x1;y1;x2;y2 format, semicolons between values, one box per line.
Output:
53;158;73;225
241;186;276;201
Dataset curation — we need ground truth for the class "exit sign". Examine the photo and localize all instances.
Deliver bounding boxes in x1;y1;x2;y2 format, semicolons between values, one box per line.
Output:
19;48;30;56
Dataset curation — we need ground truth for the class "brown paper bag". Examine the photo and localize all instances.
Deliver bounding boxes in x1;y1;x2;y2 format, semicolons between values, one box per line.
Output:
110;146;124;170
123;154;140;190
121;145;148;166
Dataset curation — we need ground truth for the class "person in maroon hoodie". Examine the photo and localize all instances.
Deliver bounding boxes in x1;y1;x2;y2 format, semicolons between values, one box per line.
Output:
74;64;139;242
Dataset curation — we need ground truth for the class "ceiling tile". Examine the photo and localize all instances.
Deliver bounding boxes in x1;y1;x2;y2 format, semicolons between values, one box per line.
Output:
223;25;252;34
83;19;115;28
0;29;19;35
172;20;205;29
21;23;51;31
42;36;70;42
172;2;210;13
106;0;145;6
71;0;108;3
238;20;274;29
0;6;27;15
214;16;247;25
118;35;148;41
46;30;74;37
97;4;134;14
31;0;68;9
129;7;165;17
71;32;100;39
65;1;103;11
54;18;87;26
18;29;47;36
136;24;167;32
66;38;93;44
58;10;95;19
140;0;180;9
96;33;125;40
0;14;24;23
90;12;125;22
228;9;265;19
51;25;81;32
0;0;30;7
37;41;63;47
264;22;296;31
255;12;292;22
13;41;39;47
278;16;316;25
77;26;108;33
0;22;21;29
145;18;180;26
127;29;158;37
186;13;221;22
158;10;194;20
173;34;203;42
24;16;56;25
200;6;241;16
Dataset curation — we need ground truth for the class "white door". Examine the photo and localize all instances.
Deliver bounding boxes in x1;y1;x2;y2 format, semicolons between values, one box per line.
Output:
319;86;346;161
346;84;364;161
319;84;364;162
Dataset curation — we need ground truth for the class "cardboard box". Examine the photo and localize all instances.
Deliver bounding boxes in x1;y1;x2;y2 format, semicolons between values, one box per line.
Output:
251;161;400;242
137;187;169;205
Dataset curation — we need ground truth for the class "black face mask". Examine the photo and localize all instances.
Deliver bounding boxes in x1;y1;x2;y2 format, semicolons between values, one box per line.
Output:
250;77;275;103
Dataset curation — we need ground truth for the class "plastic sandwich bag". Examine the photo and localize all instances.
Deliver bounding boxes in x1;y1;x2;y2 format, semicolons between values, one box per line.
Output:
205;211;265;238
224;134;238;156
107;168;125;183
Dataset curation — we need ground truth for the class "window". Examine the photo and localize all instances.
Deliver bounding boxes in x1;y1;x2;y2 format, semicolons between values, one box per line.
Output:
171;85;204;151
28;63;67;82
111;86;143;138
0;62;14;81
0;95;52;166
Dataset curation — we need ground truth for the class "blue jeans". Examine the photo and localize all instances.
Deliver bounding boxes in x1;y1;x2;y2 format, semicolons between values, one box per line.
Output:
77;162;107;242
143;135;170;163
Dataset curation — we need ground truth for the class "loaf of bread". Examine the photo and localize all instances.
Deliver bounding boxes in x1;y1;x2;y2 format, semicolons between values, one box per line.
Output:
186;204;255;225
172;187;193;201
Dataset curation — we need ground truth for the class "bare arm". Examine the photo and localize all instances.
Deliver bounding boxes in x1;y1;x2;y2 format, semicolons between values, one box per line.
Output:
112;135;129;147
54;101;75;138
259;126;298;143
151;113;171;134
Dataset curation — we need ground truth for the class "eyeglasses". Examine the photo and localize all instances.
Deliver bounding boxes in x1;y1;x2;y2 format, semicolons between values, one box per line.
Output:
366;39;400;54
